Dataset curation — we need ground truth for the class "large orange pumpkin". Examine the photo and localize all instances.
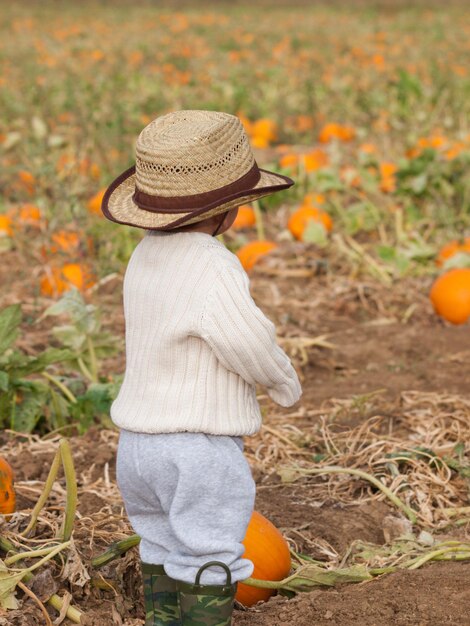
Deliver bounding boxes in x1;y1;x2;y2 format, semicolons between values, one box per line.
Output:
236;241;277;272
430;268;470;325
236;511;291;606
0;458;16;515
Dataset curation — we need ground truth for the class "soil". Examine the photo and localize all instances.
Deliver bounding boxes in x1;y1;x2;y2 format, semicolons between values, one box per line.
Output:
235;562;470;626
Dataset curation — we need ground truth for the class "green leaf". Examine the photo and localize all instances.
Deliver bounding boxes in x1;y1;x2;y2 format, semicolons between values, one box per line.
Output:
0;304;21;355
32;347;75;370
285;563;373;591
11;382;49;432
84;381;120;413
409;174;428;194
377;245;396;263
302;220;328;246
442;251;470;270
344;202;381;234
395;254;410;274
68;381;120;431
402;240;435;261
52;324;87;351
0;390;13;428
43;288;99;335
7;348;73;379
0;560;25;609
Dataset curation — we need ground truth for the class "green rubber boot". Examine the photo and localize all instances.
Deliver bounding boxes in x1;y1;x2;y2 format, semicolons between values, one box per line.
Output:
176;561;237;626
141;562;181;626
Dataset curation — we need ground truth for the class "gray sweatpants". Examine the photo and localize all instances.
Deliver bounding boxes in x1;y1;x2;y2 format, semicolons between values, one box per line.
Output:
116;430;256;585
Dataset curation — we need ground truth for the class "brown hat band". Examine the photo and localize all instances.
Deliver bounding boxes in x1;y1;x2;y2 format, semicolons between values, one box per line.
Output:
132;162;261;214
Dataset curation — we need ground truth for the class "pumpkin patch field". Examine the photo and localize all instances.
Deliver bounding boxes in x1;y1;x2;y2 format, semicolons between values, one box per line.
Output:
1;1;470;624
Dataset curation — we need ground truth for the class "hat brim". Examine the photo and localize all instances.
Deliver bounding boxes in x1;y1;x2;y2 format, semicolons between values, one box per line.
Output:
101;165;294;230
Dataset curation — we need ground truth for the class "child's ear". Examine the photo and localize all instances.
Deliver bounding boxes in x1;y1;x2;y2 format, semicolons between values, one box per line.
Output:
223;208;239;231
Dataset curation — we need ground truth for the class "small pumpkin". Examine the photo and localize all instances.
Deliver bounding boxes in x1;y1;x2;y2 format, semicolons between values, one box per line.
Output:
288;206;333;241
40;267;68;297
236;240;277;272
50;230;81;254
0;458;16;515
430;268;470;325
236;511;291;606
0;215;13;237
436;238;470;267
40;263;96;297
19;203;42;225
61;263;96;291
87;188;106;215
232;205;256;230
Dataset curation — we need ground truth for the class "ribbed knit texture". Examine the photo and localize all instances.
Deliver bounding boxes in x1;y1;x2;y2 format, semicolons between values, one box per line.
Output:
111;230;302;435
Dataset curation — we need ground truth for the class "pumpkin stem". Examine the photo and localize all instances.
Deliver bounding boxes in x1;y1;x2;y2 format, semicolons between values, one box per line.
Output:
5;542;69;566
77;356;95;383
59;439;77;542
42;372;77;404
91;534;141;568
21;448;61;537
9;541;71;574
86;335;99;383
241;576;283;590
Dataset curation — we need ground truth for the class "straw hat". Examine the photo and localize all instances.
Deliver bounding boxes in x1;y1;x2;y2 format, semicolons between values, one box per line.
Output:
101;110;294;230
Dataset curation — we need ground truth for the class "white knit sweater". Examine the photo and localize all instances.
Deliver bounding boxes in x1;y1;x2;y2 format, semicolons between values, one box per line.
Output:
110;230;302;436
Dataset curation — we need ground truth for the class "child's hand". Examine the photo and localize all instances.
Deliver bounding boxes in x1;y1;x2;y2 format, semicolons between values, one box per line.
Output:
267;377;302;407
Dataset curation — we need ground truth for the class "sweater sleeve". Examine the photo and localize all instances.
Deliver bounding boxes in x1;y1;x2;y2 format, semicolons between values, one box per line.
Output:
196;266;302;407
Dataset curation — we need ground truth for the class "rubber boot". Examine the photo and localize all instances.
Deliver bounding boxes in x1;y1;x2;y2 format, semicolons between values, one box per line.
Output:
141;562;181;626
176;561;237;626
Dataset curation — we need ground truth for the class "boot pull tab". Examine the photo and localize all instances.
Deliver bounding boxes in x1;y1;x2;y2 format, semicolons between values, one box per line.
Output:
195;561;232;586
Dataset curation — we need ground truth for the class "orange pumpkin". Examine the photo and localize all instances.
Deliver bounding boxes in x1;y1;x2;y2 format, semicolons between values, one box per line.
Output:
236;511;291;606
279;153;298;169
288;206;333;240
430;268;470;325
40;263;96;297
18;203;43;226
318;123;355;143
0;458;16;515
40;267;68;297
61;263;96;290
232;205;256;230
250;119;277;149
0;215;13;237
50;230;81;253
87;188;106;215
236;241;277;272
436;238;470;267
17;170;36;195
